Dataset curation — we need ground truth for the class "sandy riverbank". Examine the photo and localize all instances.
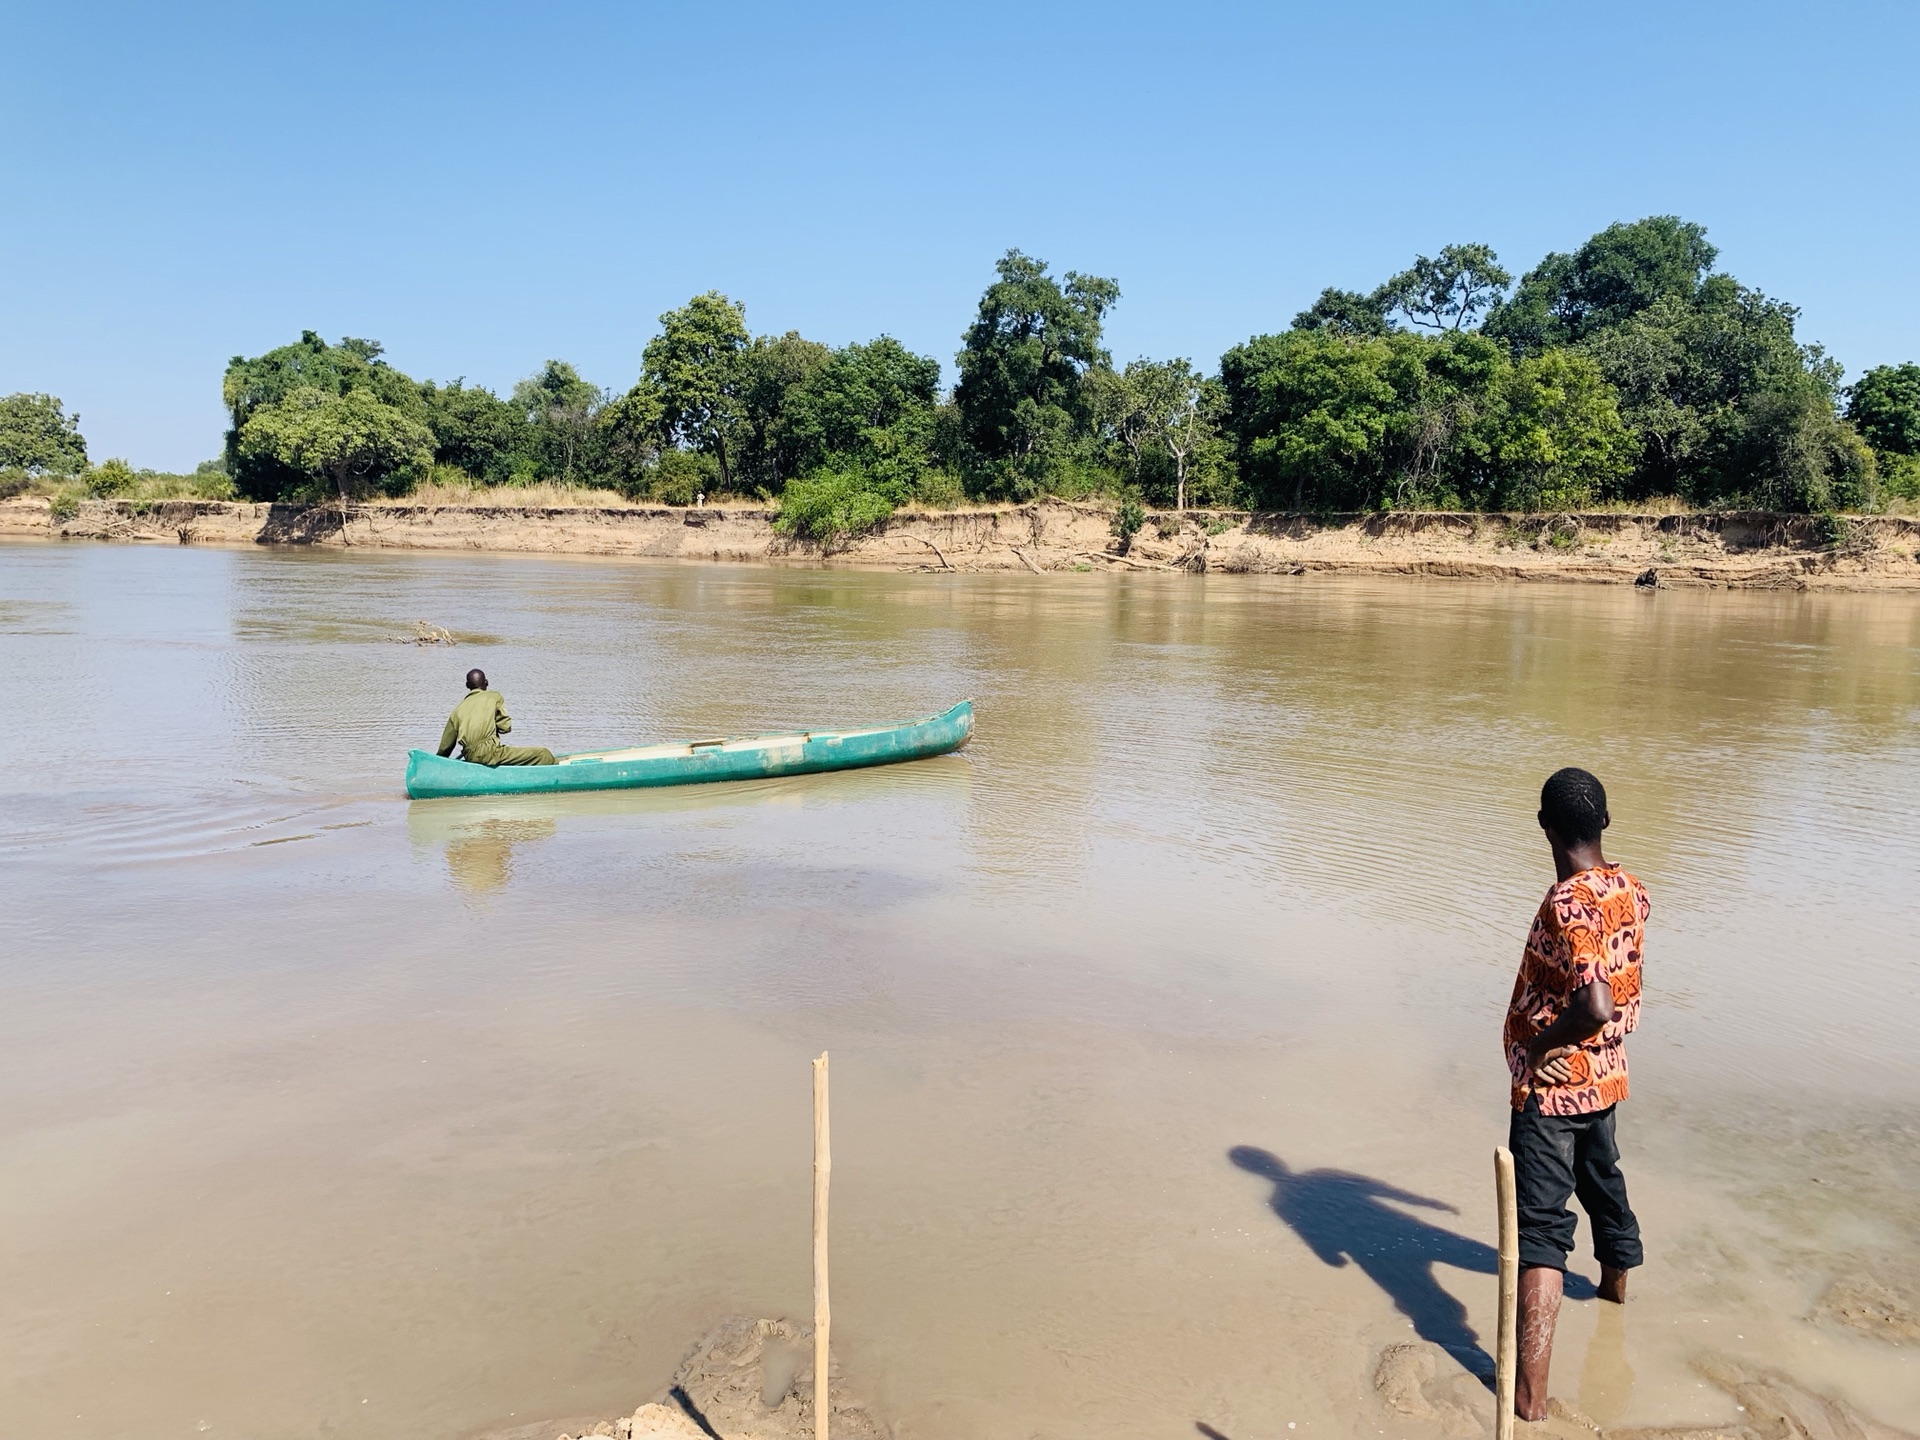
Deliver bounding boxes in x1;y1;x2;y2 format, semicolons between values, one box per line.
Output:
493;1293;1920;1440
7;495;1920;590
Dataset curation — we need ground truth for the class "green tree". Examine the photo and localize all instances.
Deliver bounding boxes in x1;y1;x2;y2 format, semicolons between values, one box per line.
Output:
785;336;943;492
513;361;605;484
1480;349;1633;510
1580;283;1866;508
236;387;434;506
223;332;429;500
643;292;752;489
1569;296;1708;493
1219;329;1625;513
1485;217;1718;353
419;380;531;483
1095;359;1229;510
952;249;1121;495
1391;331;1506;508
1218;330;1403;510
735;331;832;493
1378;243;1511;332
1291;244;1506;339
597;381;668;495
1847;365;1920;454
1847;362;1920;499
0;392;88;474
1290;288;1391;337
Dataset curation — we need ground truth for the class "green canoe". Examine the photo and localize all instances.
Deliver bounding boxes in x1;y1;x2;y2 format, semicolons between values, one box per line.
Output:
405;699;974;800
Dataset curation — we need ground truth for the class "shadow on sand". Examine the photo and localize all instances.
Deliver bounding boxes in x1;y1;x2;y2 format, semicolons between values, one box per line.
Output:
1228;1145;1591;1380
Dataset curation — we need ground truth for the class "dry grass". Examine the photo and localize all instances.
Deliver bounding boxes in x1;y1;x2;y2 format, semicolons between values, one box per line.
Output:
380;478;638;508
3;465;234;519
1566;495;1695;515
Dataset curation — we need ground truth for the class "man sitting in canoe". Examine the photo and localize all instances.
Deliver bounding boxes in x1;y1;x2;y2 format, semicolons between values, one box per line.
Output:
437;669;556;766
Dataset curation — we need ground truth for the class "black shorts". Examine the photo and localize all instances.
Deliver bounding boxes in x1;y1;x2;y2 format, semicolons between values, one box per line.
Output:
1508;1095;1643;1273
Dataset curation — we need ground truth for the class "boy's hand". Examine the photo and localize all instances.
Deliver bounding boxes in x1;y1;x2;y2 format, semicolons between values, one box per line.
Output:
1530;1044;1579;1085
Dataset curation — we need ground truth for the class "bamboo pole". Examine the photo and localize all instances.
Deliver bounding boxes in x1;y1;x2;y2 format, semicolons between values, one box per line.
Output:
1494;1145;1518;1440
813;1052;831;1440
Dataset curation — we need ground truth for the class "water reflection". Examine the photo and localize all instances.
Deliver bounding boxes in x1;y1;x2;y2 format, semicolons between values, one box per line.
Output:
404;754;975;893
445;818;556;892
1578;1301;1636;1426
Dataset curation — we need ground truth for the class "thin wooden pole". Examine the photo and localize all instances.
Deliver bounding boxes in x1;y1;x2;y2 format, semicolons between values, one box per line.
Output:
1494;1145;1518;1440
813;1052;831;1440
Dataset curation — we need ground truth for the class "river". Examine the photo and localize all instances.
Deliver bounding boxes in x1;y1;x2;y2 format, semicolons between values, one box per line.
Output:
2;541;1917;1439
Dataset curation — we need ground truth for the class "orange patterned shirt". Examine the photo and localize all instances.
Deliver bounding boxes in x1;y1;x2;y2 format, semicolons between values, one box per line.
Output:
1504;863;1649;1115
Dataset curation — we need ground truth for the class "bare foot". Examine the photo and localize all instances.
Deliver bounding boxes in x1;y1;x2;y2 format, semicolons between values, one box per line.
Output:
1515;1266;1564;1421
1598;1265;1628;1304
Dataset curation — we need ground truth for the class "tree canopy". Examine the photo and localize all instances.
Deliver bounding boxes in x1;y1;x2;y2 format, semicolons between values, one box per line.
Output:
0;393;88;475
952;249;1120;495
734;332;832;494
185;219;1911;519
1219;329;1631;512
1847;364;1920;457
1378;244;1512;333
1484;217;1719;353
514;361;605;486
236;386;435;504
419;380;530;485
1248;218;1886;511
223;332;432;500
643;292;752;489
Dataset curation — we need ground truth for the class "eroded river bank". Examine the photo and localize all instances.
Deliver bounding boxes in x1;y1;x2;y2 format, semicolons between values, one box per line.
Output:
8;494;1920;590
2;543;1917;1439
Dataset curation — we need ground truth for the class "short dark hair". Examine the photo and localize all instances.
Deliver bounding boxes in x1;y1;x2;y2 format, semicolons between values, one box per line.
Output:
466;669;488;690
1540;767;1608;842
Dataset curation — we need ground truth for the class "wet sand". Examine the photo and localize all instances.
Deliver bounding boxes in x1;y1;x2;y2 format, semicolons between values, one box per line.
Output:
2;543;1918;1438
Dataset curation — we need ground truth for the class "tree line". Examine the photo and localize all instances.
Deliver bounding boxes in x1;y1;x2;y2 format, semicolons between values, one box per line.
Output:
7;216;1919;530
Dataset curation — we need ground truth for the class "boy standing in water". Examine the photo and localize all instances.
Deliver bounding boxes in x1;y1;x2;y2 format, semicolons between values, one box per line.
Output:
1505;768;1648;1420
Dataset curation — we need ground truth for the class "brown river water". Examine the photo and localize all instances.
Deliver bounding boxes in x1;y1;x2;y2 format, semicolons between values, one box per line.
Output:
2;542;1918;1439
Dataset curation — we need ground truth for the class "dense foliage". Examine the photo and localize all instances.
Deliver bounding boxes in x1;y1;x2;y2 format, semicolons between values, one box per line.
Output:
1231;217;1880;513
1846;363;1920;499
0;392;88;474
18;216;1915;521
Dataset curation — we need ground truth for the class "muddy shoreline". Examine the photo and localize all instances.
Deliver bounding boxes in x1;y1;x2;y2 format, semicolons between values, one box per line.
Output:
7;495;1920;590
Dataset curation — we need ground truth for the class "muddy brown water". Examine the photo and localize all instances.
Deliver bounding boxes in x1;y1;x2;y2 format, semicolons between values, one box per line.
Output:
2;542;1918;1439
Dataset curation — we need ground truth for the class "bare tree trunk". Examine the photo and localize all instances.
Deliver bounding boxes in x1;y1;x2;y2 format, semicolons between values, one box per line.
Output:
332;465;354;546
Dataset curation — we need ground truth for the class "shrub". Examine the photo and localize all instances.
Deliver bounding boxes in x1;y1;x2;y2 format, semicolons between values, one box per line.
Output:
774;468;896;548
645;449;720;505
1879;452;1920;501
1110;498;1146;552
910;468;966;510
88;459;137;497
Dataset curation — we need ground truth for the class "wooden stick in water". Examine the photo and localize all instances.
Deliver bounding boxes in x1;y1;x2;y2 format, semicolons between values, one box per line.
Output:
813;1052;831;1440
1495;1144;1518;1440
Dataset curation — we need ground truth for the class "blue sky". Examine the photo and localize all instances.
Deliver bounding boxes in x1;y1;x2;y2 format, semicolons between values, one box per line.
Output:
4;0;1916;471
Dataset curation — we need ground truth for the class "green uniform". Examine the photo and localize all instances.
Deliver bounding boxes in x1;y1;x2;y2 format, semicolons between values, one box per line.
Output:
437;690;556;766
